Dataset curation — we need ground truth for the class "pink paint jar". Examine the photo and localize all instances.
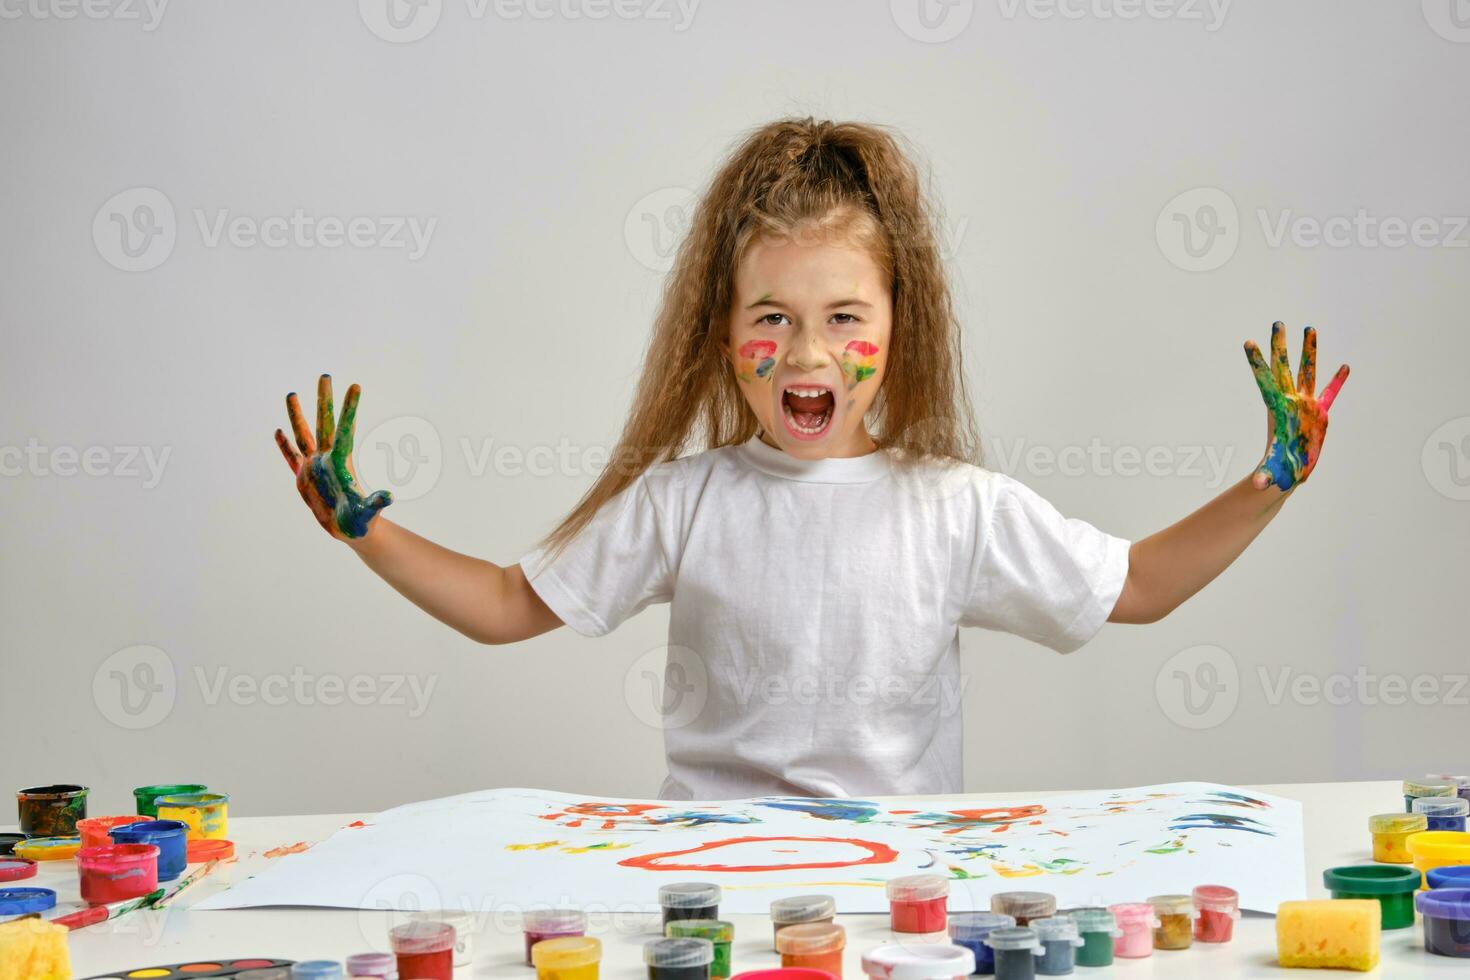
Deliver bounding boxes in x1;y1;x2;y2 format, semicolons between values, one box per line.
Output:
77;843;160;904
733;971;836;980
524;909;588;966
1108;903;1158;959
1192;885;1240;943
886;874;949;933
389;920;454;980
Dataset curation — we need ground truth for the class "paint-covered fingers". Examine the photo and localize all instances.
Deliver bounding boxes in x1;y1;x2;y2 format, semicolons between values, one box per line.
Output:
1269;322;1295;392
1297;327;1317;396
285;392;315;455
1319;363;1350;413
332;383;362;463
365;489;393;513
274;428;303;474
315;374;336;452
1244;340;1275;401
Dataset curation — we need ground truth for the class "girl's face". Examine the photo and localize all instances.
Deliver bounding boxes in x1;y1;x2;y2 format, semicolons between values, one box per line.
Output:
725;233;892;459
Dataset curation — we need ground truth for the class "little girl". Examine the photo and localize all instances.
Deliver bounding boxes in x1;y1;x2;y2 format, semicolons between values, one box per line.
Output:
274;118;1348;800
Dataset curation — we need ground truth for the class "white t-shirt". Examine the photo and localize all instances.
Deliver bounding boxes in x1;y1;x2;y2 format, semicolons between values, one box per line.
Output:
519;436;1130;800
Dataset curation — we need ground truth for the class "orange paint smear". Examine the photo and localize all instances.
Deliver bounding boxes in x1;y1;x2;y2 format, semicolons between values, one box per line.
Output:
264;841;311;858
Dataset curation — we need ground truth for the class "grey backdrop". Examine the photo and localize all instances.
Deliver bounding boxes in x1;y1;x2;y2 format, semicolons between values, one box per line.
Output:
2;0;1467;817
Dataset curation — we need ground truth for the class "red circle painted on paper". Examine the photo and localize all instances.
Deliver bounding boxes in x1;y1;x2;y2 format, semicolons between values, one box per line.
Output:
618;835;899;873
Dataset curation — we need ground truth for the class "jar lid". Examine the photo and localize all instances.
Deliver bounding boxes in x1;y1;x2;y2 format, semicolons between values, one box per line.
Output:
644;937;714;968
885;874;949;902
771;894;836;924
343;953;394;975
0;887;56;915
1064;908;1117;934
532;936;602;969
1322;864;1421;895
288;962;341;980
1368;812;1428;834
1414;797;1470;817
1404;778;1457;798
1147;894;1195;917
389;920;455;955
991;891;1055;918
947;911;1014;940
659;882;721;908
861;943;976;979
523;908;588;933
1416;888;1470;921
667;919;735;943
1191;884;1239;912
983;927;1042;952
1030;917;1079;943
774;922;844;955
1426;866;1470;889
1407;831;1470;859
1427;774;1470;791
1108;902;1157;926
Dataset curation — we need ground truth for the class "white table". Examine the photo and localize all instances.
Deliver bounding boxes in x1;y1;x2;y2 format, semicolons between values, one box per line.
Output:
12;780;1463;978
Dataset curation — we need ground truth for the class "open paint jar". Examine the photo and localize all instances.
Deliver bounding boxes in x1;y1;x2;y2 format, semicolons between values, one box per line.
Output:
155;792;229;840
668;920;734;979
1369;812;1428;863
523;909;588;966
409;909;476;967
861;943;974;980
659;883;721;926
1147;895;1195;950
1323;865;1420;929
990;892;1055;929
533;935;603;980
389;920;455;980
77;844;159;904
1414;797;1470;833
1030;917;1082;975
770;895;835;948
886;874;949;933
1065;908;1121;967
982;927;1042;980
1404;778;1457;813
110;820;188;882
343;952;396;979
775;922;843;979
1408;831;1470;888
1427;866;1470;889
132;784;208;818
1191;885;1240;943
16;785;88;836
644;937;715;980
948;911;1015;974
1416;887;1470;957
76;816;144;850
1108;903;1158;958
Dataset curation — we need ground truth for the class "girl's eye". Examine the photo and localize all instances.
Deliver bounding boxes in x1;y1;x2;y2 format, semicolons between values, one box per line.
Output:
758;313;791;326
831;313;859;325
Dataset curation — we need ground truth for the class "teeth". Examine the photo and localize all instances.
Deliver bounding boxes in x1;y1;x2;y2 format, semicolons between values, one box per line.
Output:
784;386;829;398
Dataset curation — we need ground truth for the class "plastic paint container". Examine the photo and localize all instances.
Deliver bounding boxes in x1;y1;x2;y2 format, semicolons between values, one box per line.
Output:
1108;904;1157;958
1427;774;1470;803
155;792;230;840
860;943;975;980
16;785;88;836
1323;865;1420;929
523;909;588;965
1030;918;1081;975
989;893;1055;929
886;875;949;933
1063;908;1120;967
343;952;396;979
1408;831;1470;888
983;928;1042;980
0;833;27;856
732;971;836;980
12;836;81;861
1414;797;1470;832
771;895;836;948
1147;895;1195;949
644;937;715;980
77;843;160;904
237;971;292;980
187;838;235;863
533;935;603;980
1416;888;1470;957
948;911;1015;975
775;922;843;979
76;816;143;850
1369;813;1428;863
668;920;735;979
659;883;722;925
389;921;454;980
110;820;189;881
290;963;343;980
0;887;56;915
132;784;208;818
0;858;37;882
1427;866;1470;890
409;909;475;967
1191;885;1240;942
1404;778;1457;813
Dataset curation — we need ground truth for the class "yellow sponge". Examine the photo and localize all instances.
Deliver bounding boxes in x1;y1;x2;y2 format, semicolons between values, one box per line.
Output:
1276;899;1380;971
0;918;72;980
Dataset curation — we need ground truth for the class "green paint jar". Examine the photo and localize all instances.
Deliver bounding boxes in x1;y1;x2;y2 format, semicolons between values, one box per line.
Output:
133;784;208;818
666;919;733;979
1065;908;1120;967
1323;865;1420;930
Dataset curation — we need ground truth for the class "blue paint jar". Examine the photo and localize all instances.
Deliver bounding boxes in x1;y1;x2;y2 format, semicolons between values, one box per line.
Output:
109;819;187;881
1030;918;1082;975
1416;888;1470;957
1427;866;1470;889
983;927;1042;980
948;911;1015;974
1415;797;1470;833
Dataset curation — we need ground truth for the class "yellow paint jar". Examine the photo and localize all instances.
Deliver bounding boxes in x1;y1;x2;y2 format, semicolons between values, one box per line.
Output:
1370;813;1428;863
532;935;601;980
155;793;229;840
1407;831;1470;890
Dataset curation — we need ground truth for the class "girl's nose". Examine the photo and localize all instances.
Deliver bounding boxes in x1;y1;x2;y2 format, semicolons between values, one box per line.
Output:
789;332;830;372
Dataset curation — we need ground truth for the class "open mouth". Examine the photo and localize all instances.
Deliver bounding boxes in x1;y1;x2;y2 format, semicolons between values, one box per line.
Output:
781;385;835;440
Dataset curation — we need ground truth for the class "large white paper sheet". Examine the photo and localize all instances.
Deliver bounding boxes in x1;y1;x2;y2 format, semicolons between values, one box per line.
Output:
197;783;1305;914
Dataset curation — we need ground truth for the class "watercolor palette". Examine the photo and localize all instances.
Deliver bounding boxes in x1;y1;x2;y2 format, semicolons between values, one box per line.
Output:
82;959;293;980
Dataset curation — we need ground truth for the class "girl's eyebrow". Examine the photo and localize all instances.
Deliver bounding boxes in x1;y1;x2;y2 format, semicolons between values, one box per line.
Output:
743;295;873;310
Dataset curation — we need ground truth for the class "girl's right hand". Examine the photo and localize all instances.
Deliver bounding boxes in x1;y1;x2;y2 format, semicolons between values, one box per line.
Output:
274;374;392;541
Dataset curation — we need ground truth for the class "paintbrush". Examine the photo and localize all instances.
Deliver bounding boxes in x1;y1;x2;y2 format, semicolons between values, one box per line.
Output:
50;888;165;931
152;858;219;909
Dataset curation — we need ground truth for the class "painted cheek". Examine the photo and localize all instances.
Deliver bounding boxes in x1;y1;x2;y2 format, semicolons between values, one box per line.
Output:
841;340;880;390
735;340;779;384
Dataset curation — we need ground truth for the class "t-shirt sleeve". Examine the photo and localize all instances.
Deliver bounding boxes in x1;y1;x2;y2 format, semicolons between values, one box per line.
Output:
958;472;1131;653
517;472;675;638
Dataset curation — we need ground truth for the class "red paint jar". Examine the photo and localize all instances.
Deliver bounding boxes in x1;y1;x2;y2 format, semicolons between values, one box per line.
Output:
77;843;159;904
1192;885;1239;943
390;920;455;980
885;874;949;933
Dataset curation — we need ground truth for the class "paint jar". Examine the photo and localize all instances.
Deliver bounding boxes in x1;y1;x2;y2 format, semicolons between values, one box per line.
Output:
0;833;27;856
860;943;975;980
1029;918;1081;975
343;952;397;979
775;922;843;979
668;920;735;979
1107;904;1157;958
290;963;343;980
732;971;836;980
155;792;230;840
982;928;1042;980
1415;797;1470;832
644;937;714;980
1416;887;1470;957
1427;774;1470;804
1147;895;1194;950
1323;864;1420;929
187;838;235;863
771;895;836;948
524;909;588;965
989;893;1055;929
1427;866;1470;889
132;784;208;818
1191;884;1240;942
659;883;722;925
1063;908;1120;967
1369;813;1428;863
409;909;476;967
1408;831;1470;888
11;836;81;861
77;843;160;904
947;911;1015;974
886;875;949;933
75;816;141;851
1404;778;1457;813
110;820;188;882
16;785;88;836
237;971;291;980
389;921;455;980
533;935;603;980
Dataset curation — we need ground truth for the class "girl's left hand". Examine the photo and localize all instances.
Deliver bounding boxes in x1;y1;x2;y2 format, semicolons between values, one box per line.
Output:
1244;322;1349;492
